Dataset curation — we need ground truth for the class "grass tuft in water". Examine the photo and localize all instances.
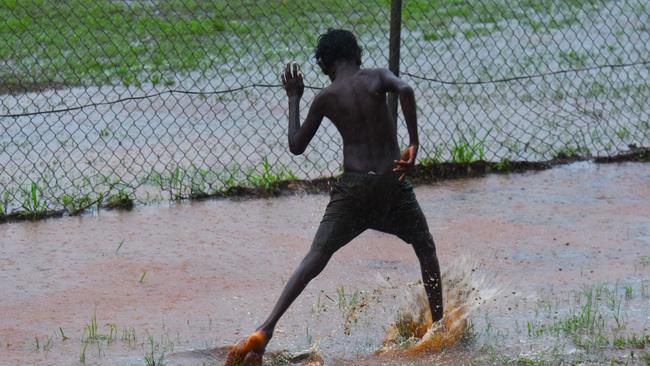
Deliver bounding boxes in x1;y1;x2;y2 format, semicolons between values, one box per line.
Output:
104;189;134;210
19;182;49;219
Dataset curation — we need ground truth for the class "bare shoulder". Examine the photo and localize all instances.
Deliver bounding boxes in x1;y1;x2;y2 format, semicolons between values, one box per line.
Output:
364;68;407;93
359;67;388;75
357;68;391;80
358;69;390;81
310;87;334;111
314;86;334;102
356;68;392;94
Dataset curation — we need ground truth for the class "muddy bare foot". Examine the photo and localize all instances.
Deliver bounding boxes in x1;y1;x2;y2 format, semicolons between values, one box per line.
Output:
223;330;268;366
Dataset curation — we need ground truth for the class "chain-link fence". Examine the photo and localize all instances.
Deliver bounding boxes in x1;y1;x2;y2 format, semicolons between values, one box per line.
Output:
1;0;649;217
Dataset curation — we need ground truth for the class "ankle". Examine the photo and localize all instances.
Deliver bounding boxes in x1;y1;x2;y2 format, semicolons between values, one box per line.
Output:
432;311;443;323
255;327;273;344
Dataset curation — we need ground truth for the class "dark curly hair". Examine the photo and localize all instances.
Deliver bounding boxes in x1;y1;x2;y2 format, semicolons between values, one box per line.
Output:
314;29;362;70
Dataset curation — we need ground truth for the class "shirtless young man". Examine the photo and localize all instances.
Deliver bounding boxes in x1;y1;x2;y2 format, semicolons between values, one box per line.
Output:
225;29;442;365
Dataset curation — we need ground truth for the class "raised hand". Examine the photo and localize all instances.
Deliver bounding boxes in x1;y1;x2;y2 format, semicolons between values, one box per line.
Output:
393;144;419;181
280;61;304;98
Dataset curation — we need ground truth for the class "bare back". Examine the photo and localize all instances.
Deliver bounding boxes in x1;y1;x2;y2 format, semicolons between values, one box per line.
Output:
319;69;401;174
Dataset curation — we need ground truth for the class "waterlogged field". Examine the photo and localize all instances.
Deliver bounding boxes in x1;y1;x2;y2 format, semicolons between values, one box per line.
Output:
0;0;649;214
1;162;649;365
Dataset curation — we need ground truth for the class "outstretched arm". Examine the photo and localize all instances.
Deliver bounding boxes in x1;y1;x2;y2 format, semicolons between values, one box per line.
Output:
281;62;325;155
379;68;419;180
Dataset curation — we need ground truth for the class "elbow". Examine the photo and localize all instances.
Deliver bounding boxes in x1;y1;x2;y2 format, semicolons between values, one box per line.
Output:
289;141;305;155
398;84;414;97
289;147;304;156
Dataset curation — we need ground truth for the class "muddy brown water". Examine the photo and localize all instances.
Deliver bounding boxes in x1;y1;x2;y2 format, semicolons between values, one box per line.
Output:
1;161;649;365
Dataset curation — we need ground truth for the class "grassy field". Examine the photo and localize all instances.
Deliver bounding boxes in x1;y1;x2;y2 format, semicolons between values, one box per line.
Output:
0;0;383;91
0;0;615;92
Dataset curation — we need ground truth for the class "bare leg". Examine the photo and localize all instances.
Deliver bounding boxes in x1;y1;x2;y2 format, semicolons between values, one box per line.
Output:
257;246;332;338
411;234;443;322
225;222;362;365
258;221;364;336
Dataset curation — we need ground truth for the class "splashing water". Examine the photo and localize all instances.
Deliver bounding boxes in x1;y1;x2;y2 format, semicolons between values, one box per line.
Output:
379;256;504;355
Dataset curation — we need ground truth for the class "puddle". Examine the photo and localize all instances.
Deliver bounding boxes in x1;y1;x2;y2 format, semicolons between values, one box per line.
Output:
1;162;649;365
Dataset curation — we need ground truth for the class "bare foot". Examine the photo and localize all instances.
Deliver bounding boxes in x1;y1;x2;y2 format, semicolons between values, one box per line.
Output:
223;330;268;366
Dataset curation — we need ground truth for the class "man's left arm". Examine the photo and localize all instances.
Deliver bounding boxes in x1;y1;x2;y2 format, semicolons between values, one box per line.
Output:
378;69;419;180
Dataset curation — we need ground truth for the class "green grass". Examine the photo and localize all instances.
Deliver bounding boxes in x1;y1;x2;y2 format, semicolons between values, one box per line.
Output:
144;334;164;366
613;333;649;349
0;0;385;90
245;157;297;192
616;127;631;140
524;284;648;352
484;283;650;365
2;157;300;221
553;145;583;160
104;189;134;210
449;130;489;163
121;327;137;345
139;271;147;284
144;158;296;200
404;0;604;42
639;256;650;266
79;342;88;364
0;0;228;90
60;192;93;215
0;0;611;90
115;239;125;254
59;327;70;342
496;354;553;366
19;182;49;219
495;158;511;171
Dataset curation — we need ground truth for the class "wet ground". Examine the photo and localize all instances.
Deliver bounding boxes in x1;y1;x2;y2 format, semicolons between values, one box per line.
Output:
1;161;649;365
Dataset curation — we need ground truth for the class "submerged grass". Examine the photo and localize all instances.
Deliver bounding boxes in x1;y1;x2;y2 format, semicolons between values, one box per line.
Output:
484;282;650;365
0;0;383;90
0;0;612;90
104;189;134;210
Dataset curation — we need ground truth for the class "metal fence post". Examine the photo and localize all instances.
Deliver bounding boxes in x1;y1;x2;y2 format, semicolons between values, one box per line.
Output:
388;0;402;123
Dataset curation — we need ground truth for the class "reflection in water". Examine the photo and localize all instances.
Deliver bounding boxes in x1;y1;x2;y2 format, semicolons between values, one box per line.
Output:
380;257;503;354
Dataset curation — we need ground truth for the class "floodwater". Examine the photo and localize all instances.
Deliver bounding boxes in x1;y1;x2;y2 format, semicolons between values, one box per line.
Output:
1;161;649;365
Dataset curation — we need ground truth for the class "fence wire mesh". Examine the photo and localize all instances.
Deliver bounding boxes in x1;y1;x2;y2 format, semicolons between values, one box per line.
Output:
1;0;649;217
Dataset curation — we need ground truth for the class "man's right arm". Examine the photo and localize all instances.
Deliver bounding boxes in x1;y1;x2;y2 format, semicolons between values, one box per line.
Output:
282;62;325;155
287;93;325;155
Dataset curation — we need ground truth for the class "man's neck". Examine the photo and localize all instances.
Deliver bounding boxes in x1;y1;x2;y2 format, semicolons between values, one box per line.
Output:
332;62;360;81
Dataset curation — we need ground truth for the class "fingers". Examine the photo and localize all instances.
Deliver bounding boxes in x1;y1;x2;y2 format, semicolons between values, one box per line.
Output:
394;160;408;166
406;153;415;165
393;158;413;180
283;61;302;81
284;62;292;82
393;160;413;167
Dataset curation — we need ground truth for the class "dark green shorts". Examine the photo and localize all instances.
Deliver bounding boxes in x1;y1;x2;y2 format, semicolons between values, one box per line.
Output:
311;171;433;253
